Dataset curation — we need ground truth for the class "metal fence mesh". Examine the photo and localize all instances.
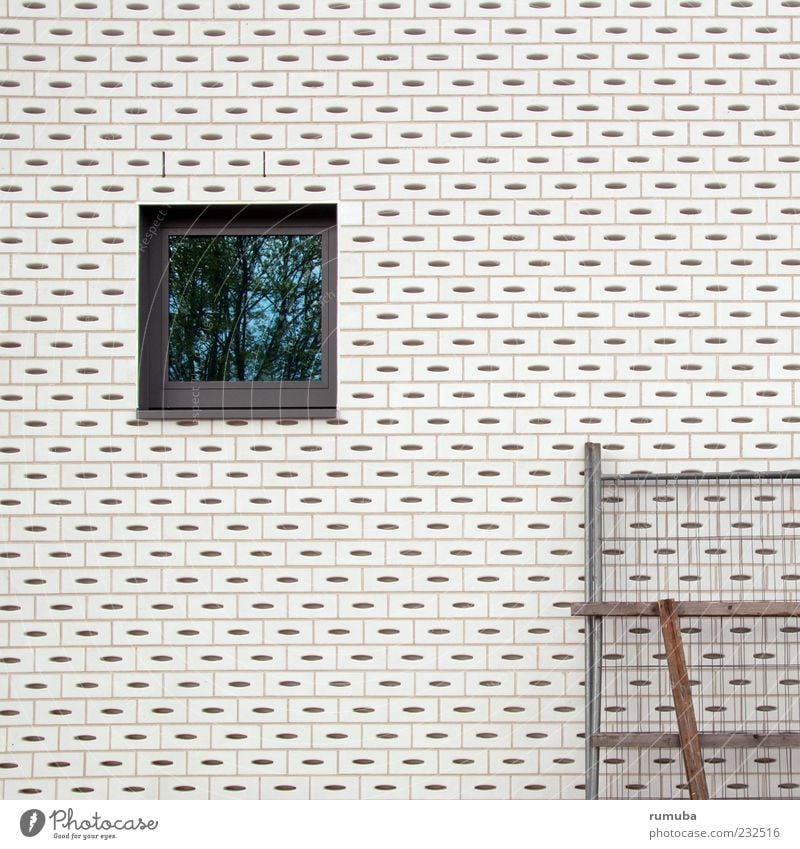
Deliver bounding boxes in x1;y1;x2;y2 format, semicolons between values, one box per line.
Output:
597;475;800;799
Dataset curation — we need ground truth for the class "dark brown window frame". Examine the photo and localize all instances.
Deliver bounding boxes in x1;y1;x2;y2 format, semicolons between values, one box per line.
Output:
137;203;337;419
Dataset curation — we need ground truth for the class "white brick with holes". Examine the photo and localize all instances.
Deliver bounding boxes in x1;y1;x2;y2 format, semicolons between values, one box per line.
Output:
0;0;799;801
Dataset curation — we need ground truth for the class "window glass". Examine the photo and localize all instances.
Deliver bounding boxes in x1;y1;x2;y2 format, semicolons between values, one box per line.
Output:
167;233;323;383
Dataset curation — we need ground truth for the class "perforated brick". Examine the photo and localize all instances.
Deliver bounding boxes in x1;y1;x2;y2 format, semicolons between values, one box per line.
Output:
0;0;799;801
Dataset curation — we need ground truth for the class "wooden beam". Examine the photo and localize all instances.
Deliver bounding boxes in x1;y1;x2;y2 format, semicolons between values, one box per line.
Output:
571;601;800;618
658;598;709;800
592;732;800;749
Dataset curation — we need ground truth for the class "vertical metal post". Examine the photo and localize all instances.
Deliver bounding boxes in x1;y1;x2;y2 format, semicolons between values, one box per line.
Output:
584;442;603;799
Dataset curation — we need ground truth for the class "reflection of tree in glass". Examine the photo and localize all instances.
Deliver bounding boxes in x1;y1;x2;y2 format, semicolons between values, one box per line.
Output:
168;234;322;382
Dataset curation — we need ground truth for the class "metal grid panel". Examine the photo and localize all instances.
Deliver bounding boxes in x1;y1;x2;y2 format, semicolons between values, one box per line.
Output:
601;747;800;801
601;477;800;603
597;475;800;799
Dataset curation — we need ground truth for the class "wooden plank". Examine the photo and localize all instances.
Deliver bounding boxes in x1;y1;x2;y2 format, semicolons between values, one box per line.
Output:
592;732;800;749
571;601;800;618
571;601;658;616
658;598;709;800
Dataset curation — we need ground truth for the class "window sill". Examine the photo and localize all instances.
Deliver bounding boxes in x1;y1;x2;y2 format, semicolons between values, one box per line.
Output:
135;408;338;420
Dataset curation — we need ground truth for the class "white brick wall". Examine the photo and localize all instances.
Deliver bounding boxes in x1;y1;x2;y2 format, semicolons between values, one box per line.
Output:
1;0;799;800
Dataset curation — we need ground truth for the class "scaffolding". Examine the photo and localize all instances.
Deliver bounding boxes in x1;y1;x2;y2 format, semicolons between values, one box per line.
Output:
574;444;800;799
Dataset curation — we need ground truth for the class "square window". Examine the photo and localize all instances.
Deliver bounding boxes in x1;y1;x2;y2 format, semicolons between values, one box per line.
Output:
138;204;337;418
